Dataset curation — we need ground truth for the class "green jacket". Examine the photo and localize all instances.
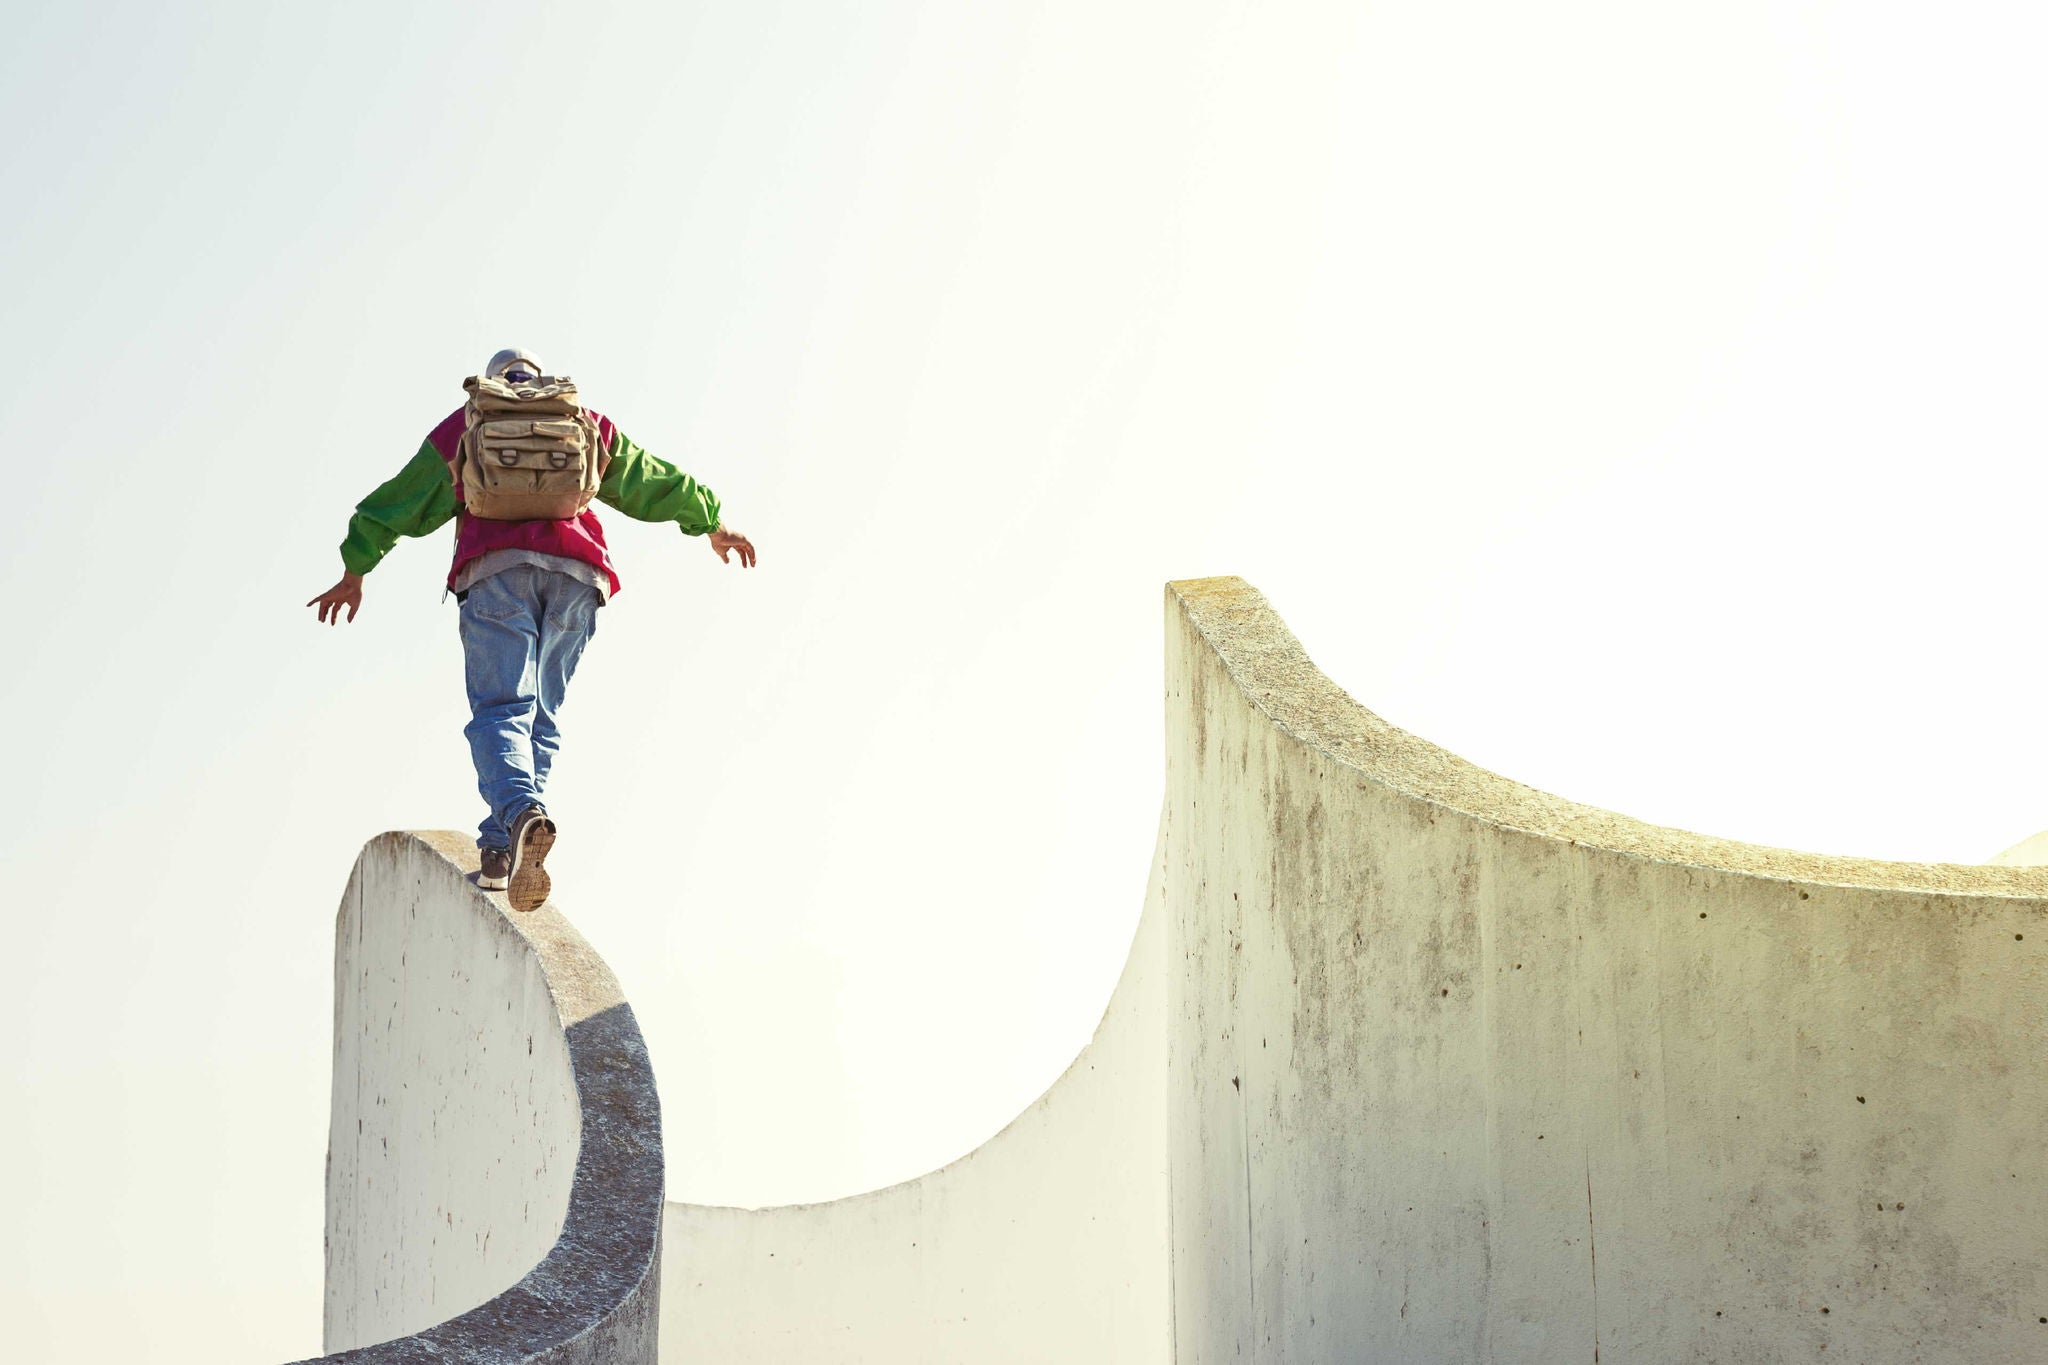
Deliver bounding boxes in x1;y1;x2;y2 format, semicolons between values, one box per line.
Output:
340;407;720;594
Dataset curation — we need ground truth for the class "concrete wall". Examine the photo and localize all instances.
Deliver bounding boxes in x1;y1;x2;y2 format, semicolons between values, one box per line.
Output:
294;831;664;1364
345;577;2038;1363
1165;577;2048;1364
659;820;1171;1363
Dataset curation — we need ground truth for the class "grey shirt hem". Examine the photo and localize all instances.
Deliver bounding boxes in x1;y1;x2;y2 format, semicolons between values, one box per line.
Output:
452;549;611;603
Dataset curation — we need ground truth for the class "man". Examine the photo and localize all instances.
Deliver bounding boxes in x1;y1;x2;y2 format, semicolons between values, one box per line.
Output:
307;347;756;910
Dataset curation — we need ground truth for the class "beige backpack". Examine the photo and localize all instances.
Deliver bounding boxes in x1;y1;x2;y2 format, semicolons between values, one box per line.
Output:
454;374;610;521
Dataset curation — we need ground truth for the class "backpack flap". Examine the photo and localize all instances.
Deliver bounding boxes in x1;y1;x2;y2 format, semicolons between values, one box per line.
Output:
456;374;607;520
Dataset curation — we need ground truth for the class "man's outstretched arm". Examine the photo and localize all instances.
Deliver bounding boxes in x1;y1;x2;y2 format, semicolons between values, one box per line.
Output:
597;428;757;567
309;440;461;624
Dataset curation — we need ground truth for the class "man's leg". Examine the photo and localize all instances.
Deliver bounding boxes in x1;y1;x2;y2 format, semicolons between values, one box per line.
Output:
458;568;545;851
531;575;603;796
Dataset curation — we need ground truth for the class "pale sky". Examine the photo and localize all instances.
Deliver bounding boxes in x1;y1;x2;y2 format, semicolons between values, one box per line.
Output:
6;1;2046;1359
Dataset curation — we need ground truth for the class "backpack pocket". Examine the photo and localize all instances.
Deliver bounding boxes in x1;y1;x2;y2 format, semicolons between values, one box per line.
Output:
456;376;605;520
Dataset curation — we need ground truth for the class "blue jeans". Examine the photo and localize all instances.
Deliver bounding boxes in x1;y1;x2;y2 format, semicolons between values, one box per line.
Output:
457;566;602;850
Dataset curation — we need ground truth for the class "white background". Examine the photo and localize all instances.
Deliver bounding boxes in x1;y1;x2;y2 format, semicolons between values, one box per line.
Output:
4;1;2045;1358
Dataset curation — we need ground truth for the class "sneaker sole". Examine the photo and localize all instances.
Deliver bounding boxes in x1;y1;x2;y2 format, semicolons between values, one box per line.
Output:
509;822;556;913
478;873;509;891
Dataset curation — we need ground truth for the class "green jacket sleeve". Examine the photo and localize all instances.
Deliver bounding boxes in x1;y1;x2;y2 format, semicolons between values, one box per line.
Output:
596;427;722;536
339;440;460;575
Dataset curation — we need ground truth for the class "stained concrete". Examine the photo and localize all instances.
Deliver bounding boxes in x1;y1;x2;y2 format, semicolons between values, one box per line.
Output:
1165;577;2048;1363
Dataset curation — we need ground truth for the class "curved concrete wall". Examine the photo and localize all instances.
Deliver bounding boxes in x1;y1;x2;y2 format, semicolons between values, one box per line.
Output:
1165;577;2048;1363
293;831;664;1364
416;576;2039;1363
659;819;1171;1363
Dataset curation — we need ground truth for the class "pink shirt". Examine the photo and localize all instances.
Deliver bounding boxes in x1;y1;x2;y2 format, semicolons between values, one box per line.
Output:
428;407;625;598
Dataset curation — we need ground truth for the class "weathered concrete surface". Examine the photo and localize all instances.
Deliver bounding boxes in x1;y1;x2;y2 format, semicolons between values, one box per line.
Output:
1166;577;2048;1363
294;831;663;1364
659;819;1171;1363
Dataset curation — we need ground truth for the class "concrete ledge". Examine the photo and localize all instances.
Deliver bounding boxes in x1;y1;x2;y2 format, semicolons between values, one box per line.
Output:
290;831;664;1365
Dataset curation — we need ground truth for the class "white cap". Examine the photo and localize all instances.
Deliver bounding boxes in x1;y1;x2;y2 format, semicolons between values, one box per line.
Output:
486;347;544;382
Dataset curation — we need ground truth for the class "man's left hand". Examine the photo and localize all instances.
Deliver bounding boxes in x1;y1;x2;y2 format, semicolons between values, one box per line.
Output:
709;526;757;568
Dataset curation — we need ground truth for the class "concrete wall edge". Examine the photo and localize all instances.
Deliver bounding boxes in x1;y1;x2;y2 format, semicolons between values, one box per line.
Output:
668;806;1169;1218
1167;576;2048;906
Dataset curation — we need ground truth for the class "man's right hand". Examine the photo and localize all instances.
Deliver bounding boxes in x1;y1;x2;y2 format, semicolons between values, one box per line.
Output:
308;572;365;625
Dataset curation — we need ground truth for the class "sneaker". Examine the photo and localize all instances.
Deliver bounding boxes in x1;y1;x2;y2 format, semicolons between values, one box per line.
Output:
478;847;511;891
506;804;557;913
